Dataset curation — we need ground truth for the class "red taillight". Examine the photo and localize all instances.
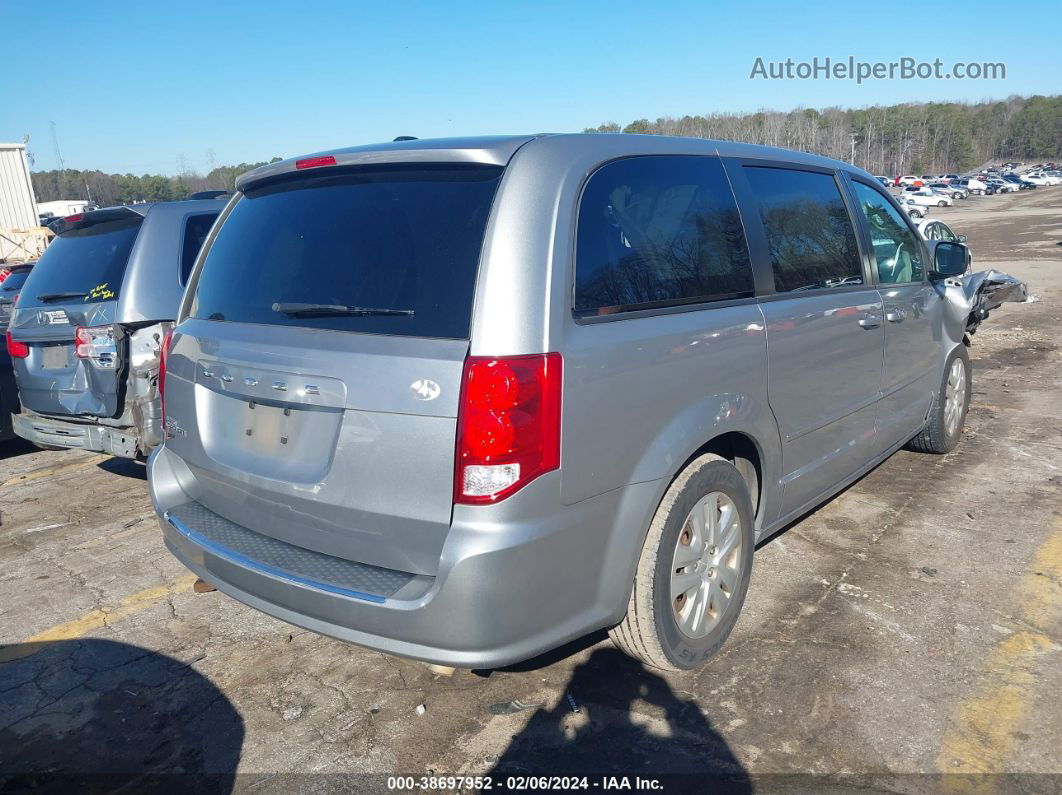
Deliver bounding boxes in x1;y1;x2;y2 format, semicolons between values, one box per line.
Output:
74;325;117;363
64;213;84;223
0;268;10;283
159;330;174;423
455;353;562;504
6;331;29;358
295;155;337;170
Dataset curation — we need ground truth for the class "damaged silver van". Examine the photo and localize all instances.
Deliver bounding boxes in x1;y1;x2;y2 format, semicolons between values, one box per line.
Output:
150;135;1004;671
7;200;224;457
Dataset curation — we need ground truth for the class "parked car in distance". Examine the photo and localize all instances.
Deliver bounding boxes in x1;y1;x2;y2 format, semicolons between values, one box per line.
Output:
7;199;225;457
905;189;954;207
148;134;977;672
0;261;35;442
874;176;890;187
986;178;1017;193
917;218;966;244
958;178;987;196
941;174;959;183
904;202;928;219
1021;173;1052;186
896;175;919;186
928;182;967;199
0;261;34;328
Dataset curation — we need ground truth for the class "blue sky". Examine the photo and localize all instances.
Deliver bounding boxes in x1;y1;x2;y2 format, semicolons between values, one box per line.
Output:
3;0;1058;175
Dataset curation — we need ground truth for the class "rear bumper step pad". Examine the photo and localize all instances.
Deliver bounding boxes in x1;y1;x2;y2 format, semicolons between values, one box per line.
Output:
164;501;415;603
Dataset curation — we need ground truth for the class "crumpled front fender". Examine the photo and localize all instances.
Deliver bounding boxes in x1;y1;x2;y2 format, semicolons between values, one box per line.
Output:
938;269;1028;341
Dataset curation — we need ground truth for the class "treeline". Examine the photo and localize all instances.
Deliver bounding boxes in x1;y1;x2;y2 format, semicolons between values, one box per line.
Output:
30;94;1062;204
586;95;1062;175
31;159;282;205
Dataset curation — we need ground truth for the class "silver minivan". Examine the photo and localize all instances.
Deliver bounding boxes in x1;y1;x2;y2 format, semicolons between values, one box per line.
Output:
149;135;974;671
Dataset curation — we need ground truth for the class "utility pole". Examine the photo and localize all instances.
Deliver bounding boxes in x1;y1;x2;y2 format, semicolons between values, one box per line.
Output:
50;121;67;198
50;121;65;170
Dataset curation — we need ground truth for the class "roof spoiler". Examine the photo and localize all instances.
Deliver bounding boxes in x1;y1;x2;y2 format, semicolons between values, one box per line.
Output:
47;205;143;235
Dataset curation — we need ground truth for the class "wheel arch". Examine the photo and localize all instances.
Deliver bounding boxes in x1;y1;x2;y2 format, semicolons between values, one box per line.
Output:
677;431;765;523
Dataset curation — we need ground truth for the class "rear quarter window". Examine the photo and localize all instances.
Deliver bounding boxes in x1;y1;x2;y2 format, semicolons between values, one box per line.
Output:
190;165;503;339
180;213;220;284
574;155;753;317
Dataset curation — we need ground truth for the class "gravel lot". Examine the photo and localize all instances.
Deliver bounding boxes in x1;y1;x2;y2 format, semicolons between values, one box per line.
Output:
2;187;1060;791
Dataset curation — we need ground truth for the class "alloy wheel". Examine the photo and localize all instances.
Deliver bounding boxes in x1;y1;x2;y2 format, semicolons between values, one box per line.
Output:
671;492;744;638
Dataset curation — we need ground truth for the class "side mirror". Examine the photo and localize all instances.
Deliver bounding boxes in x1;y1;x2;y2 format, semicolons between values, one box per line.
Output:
930;240;970;279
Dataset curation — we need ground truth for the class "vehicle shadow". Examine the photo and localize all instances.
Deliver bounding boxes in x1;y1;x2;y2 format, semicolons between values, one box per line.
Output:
0;437;39;460
96;456;147;479
0;638;243;793
489;647;750;790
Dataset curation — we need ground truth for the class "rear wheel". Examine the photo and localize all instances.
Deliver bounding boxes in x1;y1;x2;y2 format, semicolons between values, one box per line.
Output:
610;454;754;671
907;346;971;454
938;201;947;207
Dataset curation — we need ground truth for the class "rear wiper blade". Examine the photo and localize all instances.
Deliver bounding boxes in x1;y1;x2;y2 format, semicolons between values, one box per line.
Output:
37;292;88;302
271;302;414;317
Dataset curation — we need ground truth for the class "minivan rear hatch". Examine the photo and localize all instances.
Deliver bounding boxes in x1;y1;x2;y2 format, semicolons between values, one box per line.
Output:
9;208;143;417
165;163;503;576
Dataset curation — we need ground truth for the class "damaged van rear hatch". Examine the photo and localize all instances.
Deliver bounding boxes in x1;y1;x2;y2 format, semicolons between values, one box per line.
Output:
7;207;145;417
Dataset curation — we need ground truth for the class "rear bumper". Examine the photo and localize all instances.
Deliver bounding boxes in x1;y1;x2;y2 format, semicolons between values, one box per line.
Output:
13;411;139;458
149;444;661;668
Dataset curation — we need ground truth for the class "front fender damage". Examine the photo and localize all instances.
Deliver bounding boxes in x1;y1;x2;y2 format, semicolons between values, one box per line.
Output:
939;269;1029;342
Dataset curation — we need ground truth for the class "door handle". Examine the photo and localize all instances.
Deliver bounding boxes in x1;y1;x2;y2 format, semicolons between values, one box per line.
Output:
886;309;907;323
858;313;881;329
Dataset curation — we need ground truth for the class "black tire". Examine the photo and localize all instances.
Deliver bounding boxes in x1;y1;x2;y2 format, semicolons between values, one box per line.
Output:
938;201;947;207
907;346;971;454
610;453;755;671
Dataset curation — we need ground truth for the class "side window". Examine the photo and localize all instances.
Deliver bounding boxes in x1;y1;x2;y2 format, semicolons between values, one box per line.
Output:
180;213;219;284
850;181;925;284
574;156;753;317
742;166;862;292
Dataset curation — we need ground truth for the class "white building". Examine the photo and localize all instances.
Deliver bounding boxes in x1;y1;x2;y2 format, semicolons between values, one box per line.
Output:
0;142;45;261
